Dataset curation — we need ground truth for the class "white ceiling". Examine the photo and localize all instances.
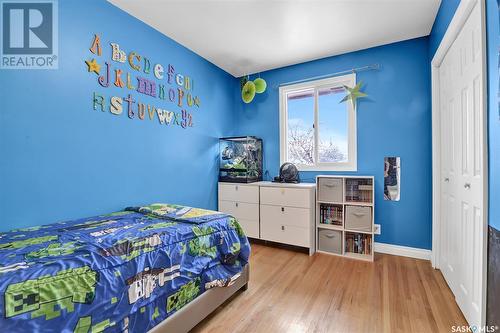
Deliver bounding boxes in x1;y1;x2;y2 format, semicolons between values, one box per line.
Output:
108;0;441;77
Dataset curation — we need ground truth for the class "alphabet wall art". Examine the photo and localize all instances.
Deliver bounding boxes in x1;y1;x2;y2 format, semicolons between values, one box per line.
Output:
85;34;199;129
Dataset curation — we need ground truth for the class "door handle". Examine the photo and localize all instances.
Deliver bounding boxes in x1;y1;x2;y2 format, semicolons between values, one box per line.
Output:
444;177;450;182
464;183;471;189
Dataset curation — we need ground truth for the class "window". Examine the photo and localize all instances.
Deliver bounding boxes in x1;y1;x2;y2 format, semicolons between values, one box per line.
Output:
279;73;357;171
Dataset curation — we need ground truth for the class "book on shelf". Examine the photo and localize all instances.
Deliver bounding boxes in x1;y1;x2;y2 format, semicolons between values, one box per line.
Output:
345;179;373;203
345;233;372;255
319;203;342;226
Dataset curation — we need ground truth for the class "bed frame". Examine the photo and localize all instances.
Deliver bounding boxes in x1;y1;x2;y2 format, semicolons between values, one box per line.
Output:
149;264;249;333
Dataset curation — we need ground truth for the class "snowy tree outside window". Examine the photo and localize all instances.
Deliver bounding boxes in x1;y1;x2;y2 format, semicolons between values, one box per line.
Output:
279;74;357;171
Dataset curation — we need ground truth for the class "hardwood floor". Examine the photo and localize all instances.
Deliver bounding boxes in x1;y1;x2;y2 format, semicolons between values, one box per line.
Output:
192;242;467;333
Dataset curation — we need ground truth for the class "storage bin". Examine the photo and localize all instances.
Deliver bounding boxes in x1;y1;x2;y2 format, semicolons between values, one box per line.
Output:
345;206;372;232
318;177;343;203
318;229;342;254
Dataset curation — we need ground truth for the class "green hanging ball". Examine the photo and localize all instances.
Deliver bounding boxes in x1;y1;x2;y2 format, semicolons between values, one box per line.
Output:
254;78;267;94
242;81;256;103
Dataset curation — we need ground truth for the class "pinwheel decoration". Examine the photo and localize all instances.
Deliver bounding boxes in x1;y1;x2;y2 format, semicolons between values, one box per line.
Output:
340;81;367;108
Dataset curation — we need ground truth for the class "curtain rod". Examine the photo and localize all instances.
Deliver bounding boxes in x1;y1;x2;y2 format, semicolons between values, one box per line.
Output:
277;63;380;88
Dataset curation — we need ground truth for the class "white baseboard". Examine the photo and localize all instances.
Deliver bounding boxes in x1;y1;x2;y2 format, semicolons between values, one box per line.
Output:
374;242;432;260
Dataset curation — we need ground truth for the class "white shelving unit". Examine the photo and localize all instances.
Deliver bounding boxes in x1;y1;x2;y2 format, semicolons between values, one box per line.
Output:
315;175;374;262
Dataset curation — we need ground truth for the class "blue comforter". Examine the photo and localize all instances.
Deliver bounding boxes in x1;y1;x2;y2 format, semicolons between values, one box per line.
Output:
0;204;250;332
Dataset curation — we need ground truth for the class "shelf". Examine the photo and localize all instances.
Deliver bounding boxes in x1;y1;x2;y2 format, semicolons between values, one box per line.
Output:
316;250;344;257
344;201;373;206
344;228;373;234
317;224;343;231
317;200;344;205
315;175;374;262
318;200;373;206
344;252;373;261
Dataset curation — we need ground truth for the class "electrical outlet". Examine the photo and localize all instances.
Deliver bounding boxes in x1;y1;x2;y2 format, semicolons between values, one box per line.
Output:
374;224;381;235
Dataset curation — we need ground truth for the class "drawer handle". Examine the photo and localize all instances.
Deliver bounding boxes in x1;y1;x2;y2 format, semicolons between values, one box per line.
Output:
235;202;239;207
281;189;285;194
281;207;284;212
324;184;337;188
353;213;366;217
325;234;336;238
281;225;285;231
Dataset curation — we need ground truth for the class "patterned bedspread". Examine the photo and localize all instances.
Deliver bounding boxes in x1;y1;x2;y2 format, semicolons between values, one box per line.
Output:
0;204;250;332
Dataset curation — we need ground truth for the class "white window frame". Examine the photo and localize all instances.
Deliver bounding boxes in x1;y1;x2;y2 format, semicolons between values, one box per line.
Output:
279;73;357;171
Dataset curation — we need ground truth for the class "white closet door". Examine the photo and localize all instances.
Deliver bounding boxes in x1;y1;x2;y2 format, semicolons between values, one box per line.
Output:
438;2;485;326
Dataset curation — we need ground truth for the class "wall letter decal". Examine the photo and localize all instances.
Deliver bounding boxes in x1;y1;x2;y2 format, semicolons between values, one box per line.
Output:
89;34;102;56
181;110;188;129
110;96;123;115
156;109;174;125
177;88;184;107
137;103;146;120
124;94;136;119
158;84;166;100
126;73;135;90
176;74;184;87
143;57;151;74
128;52;141;71
137;77;157;97
154;64;164;79
186;93;193;107
93;92;105;111
98;62;110;87
173;112;181;126
110;43;126;63
168;88;175;102
167;64;175;84
148;105;155;120
184;76;192;90
114;69;125;88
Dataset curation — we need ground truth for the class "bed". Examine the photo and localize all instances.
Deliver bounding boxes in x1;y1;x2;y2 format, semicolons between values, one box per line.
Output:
0;203;250;332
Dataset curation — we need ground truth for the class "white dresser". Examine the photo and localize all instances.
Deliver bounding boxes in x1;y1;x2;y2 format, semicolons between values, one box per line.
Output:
218;181;316;255
218;183;260;239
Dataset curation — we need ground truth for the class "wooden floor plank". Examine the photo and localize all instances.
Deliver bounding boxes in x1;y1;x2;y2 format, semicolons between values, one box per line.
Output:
191;243;467;333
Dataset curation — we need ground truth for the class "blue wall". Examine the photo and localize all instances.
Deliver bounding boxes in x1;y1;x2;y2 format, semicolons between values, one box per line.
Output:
234;38;433;250
0;0;235;232
486;0;500;231
428;0;461;59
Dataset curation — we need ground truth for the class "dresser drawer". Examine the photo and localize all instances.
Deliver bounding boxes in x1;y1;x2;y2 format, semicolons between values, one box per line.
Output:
218;184;259;203
236;218;259;239
260;204;310;228
259;186;311;208
218;200;259;221
261;222;309;247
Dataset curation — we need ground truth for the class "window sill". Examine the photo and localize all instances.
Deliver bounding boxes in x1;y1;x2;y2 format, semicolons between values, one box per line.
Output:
294;164;358;172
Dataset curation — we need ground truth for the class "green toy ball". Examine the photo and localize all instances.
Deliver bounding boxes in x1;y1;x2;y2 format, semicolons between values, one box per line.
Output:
242;81;256;103
254;78;267;94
